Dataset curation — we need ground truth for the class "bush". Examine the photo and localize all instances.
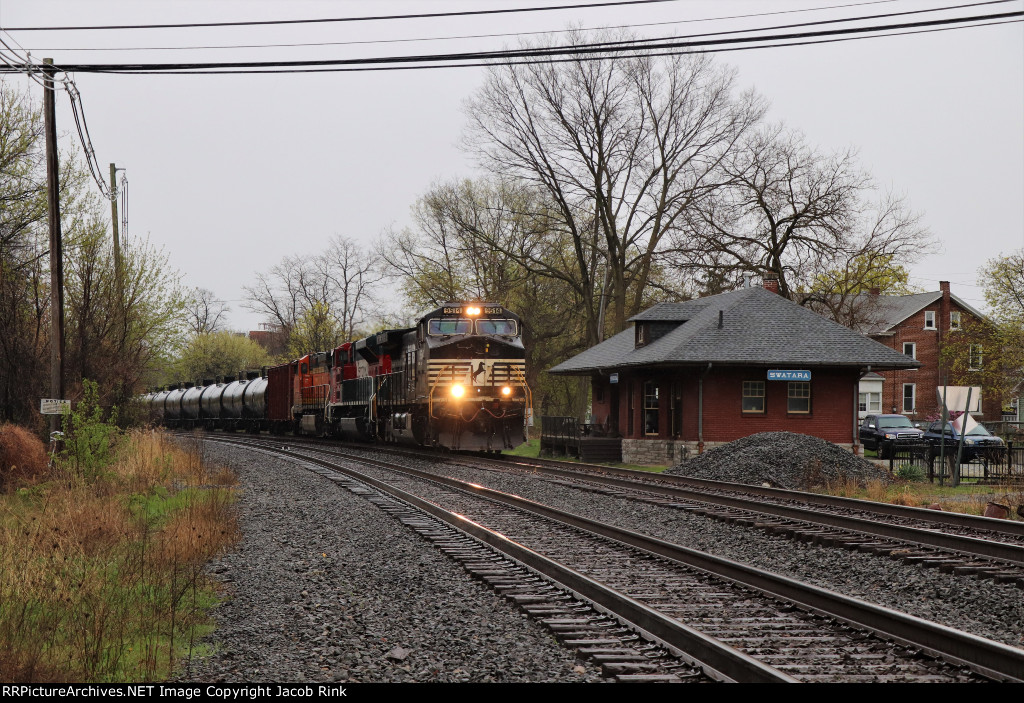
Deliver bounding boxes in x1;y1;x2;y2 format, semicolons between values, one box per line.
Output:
62;379;120;481
895;463;926;482
0;424;50;491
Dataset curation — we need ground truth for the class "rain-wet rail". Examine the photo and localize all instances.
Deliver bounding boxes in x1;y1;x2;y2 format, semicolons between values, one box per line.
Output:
187;433;1024;683
446;454;1024;589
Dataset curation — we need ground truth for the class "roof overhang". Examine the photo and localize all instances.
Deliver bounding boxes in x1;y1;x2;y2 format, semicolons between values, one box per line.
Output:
549;359;922;377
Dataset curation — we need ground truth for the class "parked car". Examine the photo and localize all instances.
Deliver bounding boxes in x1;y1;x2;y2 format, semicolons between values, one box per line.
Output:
860;414;925;458
921;421;1007;463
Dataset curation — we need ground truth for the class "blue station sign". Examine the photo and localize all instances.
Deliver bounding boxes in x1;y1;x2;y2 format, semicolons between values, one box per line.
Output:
767;369;811;381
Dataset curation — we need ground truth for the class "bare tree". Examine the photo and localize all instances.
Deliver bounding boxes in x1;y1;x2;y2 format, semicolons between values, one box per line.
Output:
676;124;932;316
379;178;544;309
243;234;383;351
185;287;230;336
321;234;386;340
464;32;764;344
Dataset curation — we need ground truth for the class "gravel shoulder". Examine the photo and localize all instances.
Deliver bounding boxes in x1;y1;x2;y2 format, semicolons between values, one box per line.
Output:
177;443;603;683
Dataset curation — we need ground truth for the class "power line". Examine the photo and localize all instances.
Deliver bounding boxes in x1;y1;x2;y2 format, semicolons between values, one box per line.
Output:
0;37;113;199
0;0;682;32
66;81;113;200
13;16;1015;76
13;9;1017;74
12;0;902;52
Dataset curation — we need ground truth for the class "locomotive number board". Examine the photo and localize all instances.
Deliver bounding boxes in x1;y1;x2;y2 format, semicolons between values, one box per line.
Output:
442;306;504;315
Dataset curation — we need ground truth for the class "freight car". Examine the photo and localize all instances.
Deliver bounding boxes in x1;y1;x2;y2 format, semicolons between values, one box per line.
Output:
143;302;531;452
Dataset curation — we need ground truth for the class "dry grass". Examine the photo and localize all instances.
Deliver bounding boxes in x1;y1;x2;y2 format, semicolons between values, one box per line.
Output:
0;428;238;683
0;423;51;491
818;471;1024;519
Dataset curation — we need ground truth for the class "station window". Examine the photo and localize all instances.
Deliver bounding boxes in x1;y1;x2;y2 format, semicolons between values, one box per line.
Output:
643;381;659;435
787;382;811;414
742;380;765;413
903;342;916;360
924;311;936;329
950;311;961;330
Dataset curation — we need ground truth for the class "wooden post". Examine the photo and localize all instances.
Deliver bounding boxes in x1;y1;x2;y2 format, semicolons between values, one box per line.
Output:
109;163;122;300
44;59;64;434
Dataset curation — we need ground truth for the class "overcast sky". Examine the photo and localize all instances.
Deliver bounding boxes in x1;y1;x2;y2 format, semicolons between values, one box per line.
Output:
2;0;1022;332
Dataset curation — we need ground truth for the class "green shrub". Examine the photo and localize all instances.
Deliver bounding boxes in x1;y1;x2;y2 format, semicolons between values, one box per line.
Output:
895;463;926;482
62;379;120;480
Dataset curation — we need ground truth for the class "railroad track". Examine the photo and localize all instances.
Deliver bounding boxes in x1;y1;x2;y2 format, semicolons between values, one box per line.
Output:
201;434;1024;588
449;454;1024;588
187;433;1024;683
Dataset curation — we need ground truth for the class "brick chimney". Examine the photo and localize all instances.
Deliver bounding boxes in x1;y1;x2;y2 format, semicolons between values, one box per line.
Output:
762;272;780;294
939;280;950;334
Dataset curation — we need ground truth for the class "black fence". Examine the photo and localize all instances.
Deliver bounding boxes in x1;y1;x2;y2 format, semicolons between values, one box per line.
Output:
540;416;579;456
540;416;622;463
881;440;1024;483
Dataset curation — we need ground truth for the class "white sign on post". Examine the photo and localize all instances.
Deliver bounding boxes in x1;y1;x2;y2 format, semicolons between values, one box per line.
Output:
40;399;71;415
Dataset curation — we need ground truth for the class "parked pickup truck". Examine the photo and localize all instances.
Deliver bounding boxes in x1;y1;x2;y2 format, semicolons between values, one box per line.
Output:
859;414;925;458
921;421;1006;463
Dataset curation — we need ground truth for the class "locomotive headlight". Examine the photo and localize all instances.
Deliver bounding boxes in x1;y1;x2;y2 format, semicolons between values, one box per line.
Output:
501;386;512;396
466;306;481;316
451;384;465;398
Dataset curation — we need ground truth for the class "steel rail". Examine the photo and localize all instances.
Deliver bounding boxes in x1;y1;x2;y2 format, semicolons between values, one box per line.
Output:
201;434;1024;682
499;455;1024;537
203;435;792;683
476;458;1024;564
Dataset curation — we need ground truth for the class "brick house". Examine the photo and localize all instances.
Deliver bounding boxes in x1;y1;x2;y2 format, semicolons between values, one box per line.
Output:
844;281;1000;422
548;282;920;464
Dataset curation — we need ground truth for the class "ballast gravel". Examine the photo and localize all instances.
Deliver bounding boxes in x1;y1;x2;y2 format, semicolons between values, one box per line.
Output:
665;431;892;488
176;443;603;683
387;453;1024;650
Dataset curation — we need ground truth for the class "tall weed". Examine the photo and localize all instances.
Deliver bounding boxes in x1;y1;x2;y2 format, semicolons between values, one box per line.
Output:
0;429;238;682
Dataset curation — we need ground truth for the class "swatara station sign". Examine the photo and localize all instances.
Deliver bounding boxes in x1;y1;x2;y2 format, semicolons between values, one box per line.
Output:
767;370;812;381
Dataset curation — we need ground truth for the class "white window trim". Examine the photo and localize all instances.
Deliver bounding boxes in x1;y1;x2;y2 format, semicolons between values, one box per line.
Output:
950;311;962;331
969;344;983;371
902;383;916;413
905;341;921;366
924;310;936;330
858;392;882;414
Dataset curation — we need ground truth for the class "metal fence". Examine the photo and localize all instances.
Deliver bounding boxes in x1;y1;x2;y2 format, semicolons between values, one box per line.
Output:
882;440;1024;483
540;416;580;456
539;416;623;462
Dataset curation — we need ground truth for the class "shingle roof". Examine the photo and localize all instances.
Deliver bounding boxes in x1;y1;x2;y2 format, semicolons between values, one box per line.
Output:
549;286;922;375
850;290;986;335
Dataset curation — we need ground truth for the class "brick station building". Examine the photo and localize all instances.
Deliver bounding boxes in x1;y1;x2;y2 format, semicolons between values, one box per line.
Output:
548;283;920;465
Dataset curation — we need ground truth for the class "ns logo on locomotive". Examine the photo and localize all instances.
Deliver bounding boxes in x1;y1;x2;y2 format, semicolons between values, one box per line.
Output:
140;303;531;452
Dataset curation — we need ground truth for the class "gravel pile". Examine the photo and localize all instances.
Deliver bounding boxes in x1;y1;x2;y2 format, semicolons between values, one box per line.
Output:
176;443;602;683
664;432;891;489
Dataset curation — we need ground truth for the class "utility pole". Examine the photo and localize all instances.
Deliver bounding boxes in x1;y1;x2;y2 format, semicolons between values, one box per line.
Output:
109;163;123;301
44;58;64;434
